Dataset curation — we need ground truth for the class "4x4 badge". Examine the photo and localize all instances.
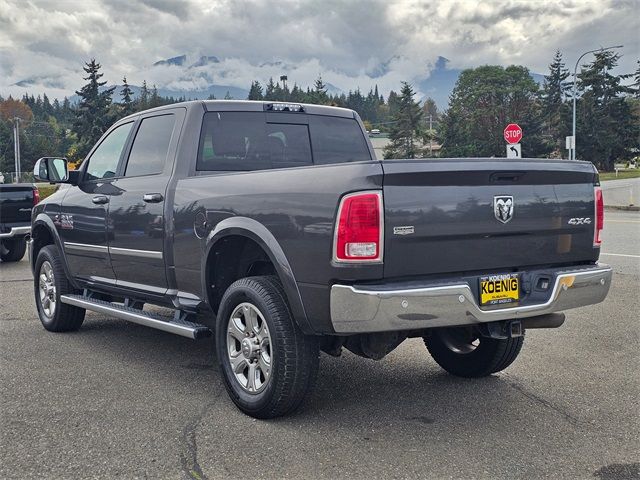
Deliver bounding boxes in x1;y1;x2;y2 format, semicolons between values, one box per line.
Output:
494;196;514;224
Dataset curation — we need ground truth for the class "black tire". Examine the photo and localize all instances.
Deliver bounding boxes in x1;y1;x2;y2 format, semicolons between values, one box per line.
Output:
424;326;524;378
0;237;27;262
34;245;85;332
215;276;319;419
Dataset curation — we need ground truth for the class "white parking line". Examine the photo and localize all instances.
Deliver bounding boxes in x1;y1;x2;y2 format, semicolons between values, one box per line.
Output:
601;252;640;258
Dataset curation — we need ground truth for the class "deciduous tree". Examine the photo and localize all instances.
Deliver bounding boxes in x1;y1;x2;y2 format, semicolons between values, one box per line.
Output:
439;65;547;158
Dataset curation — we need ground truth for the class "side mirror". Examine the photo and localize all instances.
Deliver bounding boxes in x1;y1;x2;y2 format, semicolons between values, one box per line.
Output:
34;157;69;183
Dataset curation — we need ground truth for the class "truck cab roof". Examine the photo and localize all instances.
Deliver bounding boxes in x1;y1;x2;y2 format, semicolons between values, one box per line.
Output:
119;100;357;123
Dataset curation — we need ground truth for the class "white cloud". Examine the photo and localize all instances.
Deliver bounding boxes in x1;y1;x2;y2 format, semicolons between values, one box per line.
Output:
0;0;637;101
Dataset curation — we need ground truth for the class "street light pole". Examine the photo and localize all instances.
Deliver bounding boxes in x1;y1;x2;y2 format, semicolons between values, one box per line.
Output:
429;114;433;156
570;45;623;160
13;117;21;183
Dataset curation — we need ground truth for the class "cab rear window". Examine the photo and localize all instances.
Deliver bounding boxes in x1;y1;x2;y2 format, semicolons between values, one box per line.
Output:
196;111;370;171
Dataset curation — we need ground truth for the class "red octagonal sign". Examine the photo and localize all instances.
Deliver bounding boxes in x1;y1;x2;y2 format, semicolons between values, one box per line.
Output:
504;123;523;144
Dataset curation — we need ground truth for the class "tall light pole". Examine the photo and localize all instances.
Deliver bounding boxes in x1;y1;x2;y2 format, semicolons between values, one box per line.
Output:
13;117;21;183
570;45;623;160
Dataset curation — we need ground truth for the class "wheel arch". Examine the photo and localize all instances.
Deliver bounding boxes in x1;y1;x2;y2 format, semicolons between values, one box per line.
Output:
201;216;313;334
30;214;77;288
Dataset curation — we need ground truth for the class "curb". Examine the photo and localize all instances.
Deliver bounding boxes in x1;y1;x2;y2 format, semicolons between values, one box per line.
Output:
604;205;640;212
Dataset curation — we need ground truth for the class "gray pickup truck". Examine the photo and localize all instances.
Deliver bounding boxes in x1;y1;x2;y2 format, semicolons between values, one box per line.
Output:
30;100;611;418
0;183;38;262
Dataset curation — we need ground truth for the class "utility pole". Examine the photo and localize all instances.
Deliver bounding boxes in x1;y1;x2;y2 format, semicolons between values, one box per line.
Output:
570;45;623;160
429;114;433;156
13;117;21;183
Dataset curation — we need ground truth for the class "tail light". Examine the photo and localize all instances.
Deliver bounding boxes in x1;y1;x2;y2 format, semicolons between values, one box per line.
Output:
333;191;383;262
33;186;40;206
594;186;603;247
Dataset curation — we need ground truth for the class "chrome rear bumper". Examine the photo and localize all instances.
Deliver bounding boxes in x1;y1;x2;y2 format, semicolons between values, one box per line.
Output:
330;264;612;334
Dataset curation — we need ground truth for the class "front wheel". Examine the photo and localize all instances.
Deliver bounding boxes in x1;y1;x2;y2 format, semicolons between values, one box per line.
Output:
216;276;319;419
0;237;27;262
424;326;524;378
34;245;85;332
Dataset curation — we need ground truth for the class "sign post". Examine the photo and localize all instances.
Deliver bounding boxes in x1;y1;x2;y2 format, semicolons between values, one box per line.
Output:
504;123;523;159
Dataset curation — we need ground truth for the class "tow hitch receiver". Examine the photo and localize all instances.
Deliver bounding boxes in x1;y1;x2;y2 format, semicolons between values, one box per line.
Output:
480;320;523;339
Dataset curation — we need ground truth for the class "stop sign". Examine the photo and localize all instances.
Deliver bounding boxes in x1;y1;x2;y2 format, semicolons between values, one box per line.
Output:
504;123;523;144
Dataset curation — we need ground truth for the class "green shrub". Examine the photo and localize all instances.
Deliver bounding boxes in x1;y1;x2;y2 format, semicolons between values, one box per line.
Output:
36;184;59;200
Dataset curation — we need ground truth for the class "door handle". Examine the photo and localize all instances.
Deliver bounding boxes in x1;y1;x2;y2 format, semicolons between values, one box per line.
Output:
92;195;109;205
143;193;164;203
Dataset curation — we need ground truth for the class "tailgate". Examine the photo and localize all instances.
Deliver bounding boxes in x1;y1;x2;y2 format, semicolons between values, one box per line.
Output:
382;159;599;278
0;184;34;225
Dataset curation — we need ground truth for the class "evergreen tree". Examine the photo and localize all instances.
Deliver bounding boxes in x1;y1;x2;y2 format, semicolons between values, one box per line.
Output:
575;51;637;169
383;82;424;159
387;90;400;118
224;91;233;100
248;81;264;100
139;80;149;110
312;75;328;104
290;83;304;102
73;59;115;157
150;84;160;107
120;76;134;116
541;50;571;155
272;81;284;100
421;98;439;156
634;60;640;98
61;97;73;124
265;78;277;100
42;93;53;116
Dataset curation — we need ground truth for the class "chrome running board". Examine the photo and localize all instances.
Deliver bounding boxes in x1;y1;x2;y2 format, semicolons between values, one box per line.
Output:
60;294;211;340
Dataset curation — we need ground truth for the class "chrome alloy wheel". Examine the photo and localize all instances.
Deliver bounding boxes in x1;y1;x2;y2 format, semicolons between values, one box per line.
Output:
226;302;273;394
38;260;57;318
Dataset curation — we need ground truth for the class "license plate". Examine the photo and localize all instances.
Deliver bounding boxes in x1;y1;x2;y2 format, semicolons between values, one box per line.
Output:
479;273;520;306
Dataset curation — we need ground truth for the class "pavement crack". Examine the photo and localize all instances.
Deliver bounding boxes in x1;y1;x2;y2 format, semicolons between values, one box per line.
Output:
500;373;583;427
180;390;223;480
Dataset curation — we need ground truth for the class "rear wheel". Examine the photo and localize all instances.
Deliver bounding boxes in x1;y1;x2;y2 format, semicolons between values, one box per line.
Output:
216;276;319;419
34;245;85;332
0;237;27;262
424;326;524;378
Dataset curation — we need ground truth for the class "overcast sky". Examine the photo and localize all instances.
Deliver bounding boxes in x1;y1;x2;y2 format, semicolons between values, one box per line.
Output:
0;0;638;100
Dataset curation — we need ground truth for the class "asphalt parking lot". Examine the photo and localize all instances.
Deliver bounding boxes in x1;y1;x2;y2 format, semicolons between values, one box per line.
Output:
1;211;638;480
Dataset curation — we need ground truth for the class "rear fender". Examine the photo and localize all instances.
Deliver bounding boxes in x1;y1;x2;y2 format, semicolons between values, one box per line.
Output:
201;216;313;334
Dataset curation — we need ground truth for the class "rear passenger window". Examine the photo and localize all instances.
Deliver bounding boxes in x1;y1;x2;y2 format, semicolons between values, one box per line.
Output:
125;114;175;177
197;112;269;171
309;116;370;165
197;112;312;171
